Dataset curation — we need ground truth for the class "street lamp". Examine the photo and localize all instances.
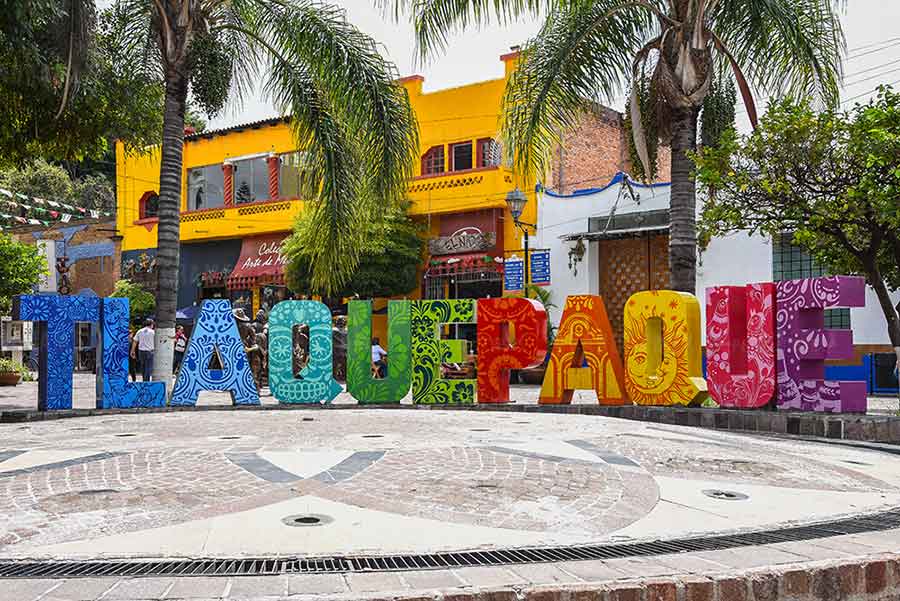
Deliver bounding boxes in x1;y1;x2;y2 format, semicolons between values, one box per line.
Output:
506;187;535;295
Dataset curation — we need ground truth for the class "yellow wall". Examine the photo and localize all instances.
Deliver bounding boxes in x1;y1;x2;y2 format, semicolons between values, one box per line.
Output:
116;52;538;258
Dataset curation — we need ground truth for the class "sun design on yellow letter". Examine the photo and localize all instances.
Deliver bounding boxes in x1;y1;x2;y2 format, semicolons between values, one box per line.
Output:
623;291;708;406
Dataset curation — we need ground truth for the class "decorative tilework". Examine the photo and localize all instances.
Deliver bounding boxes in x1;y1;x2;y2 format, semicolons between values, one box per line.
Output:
268;301;341;404
13;294;100;410
170;299;260;406
96;298;166;408
347;300;411;404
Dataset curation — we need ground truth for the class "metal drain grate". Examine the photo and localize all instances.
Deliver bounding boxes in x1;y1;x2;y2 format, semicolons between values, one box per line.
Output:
0;508;898;579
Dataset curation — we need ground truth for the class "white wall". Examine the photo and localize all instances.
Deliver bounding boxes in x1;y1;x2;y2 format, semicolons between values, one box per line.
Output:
537;173;899;347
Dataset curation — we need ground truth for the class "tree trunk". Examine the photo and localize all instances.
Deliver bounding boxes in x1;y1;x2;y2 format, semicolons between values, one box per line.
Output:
865;259;900;370
152;69;188;386
668;107;699;294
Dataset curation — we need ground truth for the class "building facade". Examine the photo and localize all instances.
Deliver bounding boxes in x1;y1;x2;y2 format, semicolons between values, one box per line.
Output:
115;52;552;347
538;173;900;395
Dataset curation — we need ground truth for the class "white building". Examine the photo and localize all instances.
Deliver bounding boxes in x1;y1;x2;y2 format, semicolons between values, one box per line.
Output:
535;172;899;393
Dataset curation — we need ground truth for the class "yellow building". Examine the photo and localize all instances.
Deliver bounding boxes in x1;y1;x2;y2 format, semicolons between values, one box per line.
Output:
115;51;538;320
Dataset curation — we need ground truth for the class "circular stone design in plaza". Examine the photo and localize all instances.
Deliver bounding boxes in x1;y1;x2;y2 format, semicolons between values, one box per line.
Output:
0;409;897;560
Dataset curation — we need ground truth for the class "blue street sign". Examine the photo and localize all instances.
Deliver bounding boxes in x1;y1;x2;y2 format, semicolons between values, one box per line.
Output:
530;250;551;286
504;256;524;291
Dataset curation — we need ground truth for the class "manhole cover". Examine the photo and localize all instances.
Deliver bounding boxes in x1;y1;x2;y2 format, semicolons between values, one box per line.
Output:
114;433;138;438
78;489;118;496
702;489;749;501
843;460;872;466
281;514;333;528
513;421;531;425
70;427;88;431
302;417;315;422
470;428;491;432
362;434;384;439
473;482;499;489
219;436;242;440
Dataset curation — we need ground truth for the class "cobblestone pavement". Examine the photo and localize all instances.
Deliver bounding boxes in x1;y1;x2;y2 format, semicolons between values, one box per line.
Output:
1;378;900;599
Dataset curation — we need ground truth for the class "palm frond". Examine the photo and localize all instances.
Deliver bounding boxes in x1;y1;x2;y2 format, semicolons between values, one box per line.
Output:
502;0;655;180
710;0;845;107
378;0;552;61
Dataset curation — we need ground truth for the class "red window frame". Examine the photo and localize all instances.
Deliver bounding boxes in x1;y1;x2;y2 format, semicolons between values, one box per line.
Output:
477;138;501;168
138;191;159;220
449;141;473;172
421;145;445;176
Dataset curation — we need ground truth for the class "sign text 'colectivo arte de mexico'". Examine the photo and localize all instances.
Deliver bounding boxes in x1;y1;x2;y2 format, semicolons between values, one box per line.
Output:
14;275;869;413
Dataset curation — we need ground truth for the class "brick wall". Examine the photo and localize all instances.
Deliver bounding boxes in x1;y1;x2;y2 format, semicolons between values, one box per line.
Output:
11;219;121;297
550;104;672;195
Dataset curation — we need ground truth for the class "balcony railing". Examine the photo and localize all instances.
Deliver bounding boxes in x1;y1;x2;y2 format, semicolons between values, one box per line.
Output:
407;166;515;216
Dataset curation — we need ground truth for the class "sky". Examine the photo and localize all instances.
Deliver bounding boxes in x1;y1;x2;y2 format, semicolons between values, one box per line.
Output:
199;1;900;131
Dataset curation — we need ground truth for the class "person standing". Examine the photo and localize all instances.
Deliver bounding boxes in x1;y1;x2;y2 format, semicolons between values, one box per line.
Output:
371;337;388;379
127;326;138;382
173;325;187;373
131;319;156;382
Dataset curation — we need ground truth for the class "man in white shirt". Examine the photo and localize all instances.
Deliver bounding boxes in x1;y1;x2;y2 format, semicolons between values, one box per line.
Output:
371;337;387;379
131;319;156;382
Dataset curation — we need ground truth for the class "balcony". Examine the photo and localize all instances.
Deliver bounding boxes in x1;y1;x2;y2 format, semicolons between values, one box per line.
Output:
406;166;515;216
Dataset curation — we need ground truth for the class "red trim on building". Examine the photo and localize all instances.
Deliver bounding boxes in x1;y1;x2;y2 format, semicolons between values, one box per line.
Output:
222;163;234;207
266;154;280;200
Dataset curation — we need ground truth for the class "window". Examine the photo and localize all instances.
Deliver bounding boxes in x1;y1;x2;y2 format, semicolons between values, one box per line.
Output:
772;233;851;329
279;151;314;199
450;141;473;171
477;138;502;168
421;146;445;176
232;156;270;204
187;165;225;211
138;191;159;219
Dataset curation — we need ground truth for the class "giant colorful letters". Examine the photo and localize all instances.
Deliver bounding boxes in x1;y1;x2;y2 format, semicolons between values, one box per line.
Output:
13;272;872;413
477;297;547;404
171;299;259;406
14;294;100;410
268;300;342;404
539;295;626;405
705;284;776;409
347;300;412;404
97;298;166;409
775;276;867;412
410;300;476;404
623;291;708;407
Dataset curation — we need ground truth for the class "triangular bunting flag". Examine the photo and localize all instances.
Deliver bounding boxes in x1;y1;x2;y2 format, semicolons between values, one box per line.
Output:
27;218;40;225
0;188;11;198
41;220;50;226
16;193;29;201
47;200;59;208
61;214;72;223
90;209;99;218
49;211;59;218
77;206;87;214
33;197;46;205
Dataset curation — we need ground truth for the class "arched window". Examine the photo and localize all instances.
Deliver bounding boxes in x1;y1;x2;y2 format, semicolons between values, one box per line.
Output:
421;146;445;176
139;191;159;220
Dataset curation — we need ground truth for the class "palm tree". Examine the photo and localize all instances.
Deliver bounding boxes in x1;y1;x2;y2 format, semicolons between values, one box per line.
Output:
102;0;419;382
383;0;843;293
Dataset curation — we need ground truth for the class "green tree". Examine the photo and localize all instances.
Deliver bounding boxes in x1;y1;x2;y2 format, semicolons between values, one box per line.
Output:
0;2;164;165
0;159;114;216
694;89;900;367
284;202;424;298
384;0;844;294
48;0;419;381
110;279;156;321
0;234;48;314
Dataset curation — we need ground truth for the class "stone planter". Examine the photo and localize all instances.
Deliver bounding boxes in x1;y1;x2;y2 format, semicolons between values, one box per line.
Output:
0;371;21;386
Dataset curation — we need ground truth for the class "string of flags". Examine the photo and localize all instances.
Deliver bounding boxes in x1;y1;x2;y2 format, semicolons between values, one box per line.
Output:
0;188;112;230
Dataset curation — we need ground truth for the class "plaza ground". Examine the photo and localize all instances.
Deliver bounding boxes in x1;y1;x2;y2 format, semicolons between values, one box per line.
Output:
0;378;899;599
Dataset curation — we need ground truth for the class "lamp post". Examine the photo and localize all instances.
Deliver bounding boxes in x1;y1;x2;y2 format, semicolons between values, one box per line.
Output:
506;187;535;295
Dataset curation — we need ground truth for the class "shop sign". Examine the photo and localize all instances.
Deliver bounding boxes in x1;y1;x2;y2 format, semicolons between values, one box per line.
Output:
241;239;288;271
429;227;496;256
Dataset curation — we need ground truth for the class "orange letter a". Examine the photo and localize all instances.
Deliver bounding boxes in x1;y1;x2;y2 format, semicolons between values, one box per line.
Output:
539;295;628;405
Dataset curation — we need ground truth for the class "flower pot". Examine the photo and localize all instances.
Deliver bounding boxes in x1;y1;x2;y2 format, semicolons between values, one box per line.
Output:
0;371;21;386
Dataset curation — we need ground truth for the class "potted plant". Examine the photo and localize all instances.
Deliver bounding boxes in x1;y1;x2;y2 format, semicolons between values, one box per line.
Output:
0;358;25;386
